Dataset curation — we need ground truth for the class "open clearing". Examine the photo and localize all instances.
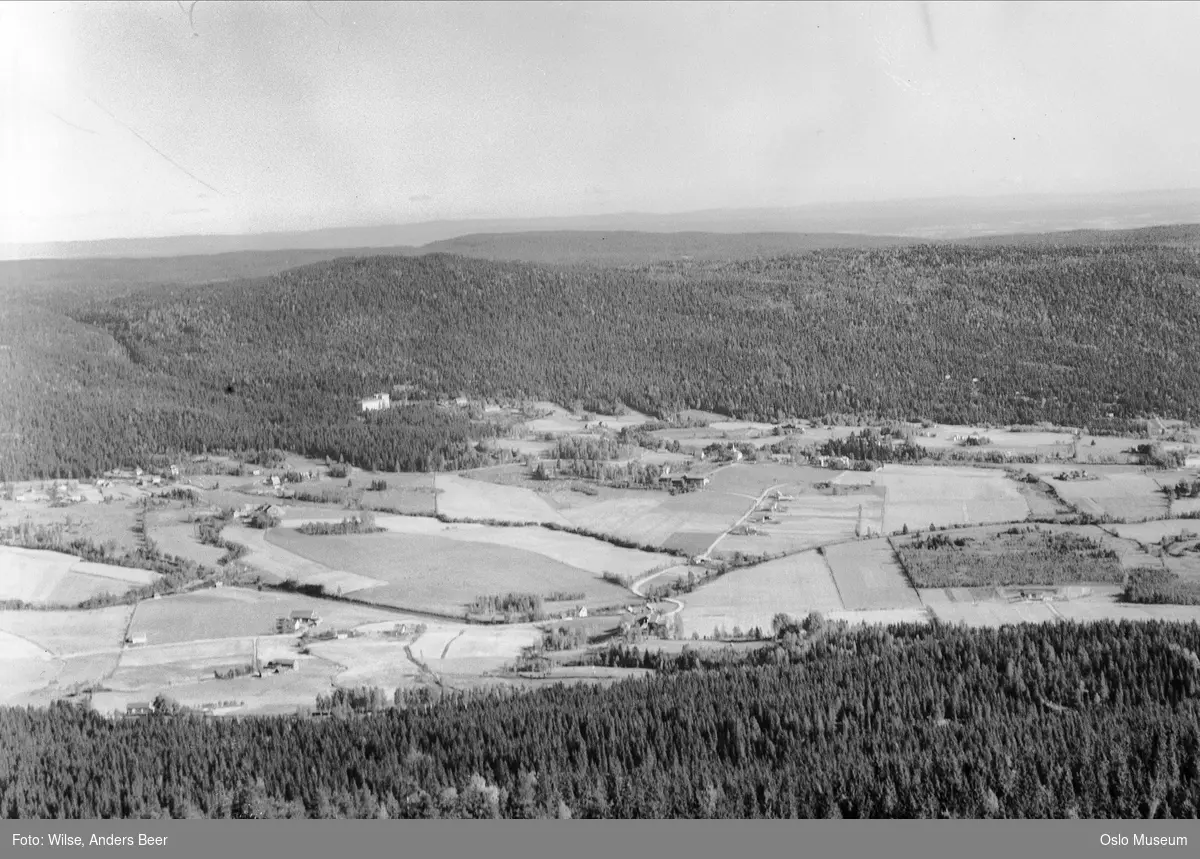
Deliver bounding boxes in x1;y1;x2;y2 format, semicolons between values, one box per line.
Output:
127;588;407;644
369;515;675;577
682;550;845;637
436;474;572;525
835;465;1030;533
265;530;630;615
1043;468;1170;521
824;539;921;610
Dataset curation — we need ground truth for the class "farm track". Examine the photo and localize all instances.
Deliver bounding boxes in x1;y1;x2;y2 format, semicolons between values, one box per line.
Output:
629;567;685;618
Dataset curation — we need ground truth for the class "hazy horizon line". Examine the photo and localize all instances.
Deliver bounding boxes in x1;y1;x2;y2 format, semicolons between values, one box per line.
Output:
9;186;1200;250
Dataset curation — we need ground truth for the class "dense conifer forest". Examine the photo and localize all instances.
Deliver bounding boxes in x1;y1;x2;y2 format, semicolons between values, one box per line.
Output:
4;241;1200;480
3;620;1200;818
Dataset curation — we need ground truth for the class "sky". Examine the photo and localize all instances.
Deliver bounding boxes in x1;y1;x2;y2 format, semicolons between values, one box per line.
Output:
2;0;1200;243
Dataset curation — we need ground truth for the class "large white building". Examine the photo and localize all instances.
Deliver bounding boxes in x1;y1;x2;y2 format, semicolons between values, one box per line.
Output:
360;392;391;412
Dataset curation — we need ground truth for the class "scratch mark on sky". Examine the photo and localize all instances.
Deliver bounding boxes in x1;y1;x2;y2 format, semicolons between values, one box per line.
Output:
176;0;199;36
47;111;98;135
84;94;224;196
919;2;937;52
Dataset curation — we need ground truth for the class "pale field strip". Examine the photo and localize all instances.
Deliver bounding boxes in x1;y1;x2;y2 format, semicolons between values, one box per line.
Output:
369;514;676;577
682;549;845;637
436;474;573;525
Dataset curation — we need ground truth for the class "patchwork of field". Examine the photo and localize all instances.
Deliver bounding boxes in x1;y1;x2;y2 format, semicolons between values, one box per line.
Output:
823;539;921;611
836;465;1030;533
682;550;845;637
1042;469;1170;521
127;588;408;644
266;531;631;615
369;515;675;577
436;474;572;525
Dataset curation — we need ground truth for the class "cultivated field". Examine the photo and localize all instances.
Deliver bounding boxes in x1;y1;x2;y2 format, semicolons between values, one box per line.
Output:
0;605;133;655
0;545;160;605
921;585;1200;626
1172;497;1200;517
560;487;749;549
682;550;845;637
238;524;387;593
265;530;631;615
436;474;572;525
1109;519;1200;547
836;465;1030;533
1042;468;1170;521
717;491;884;557
823;539;921;611
126;588;407;644
370;515;675;577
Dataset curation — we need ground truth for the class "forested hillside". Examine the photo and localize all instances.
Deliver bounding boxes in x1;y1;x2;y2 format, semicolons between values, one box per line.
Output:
4;620;1200;818
4;241;1200;479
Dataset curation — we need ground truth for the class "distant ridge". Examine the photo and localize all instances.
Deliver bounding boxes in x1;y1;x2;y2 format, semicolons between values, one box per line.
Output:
7;188;1200;261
